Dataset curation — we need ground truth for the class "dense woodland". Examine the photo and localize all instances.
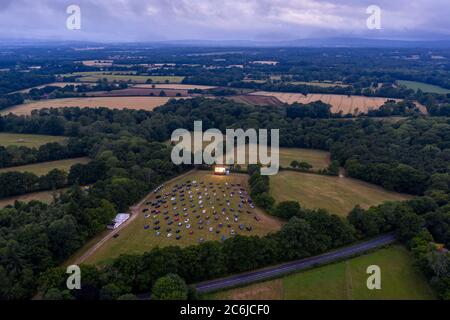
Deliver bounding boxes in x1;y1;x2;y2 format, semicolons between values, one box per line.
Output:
0;45;449;300
0;97;449;299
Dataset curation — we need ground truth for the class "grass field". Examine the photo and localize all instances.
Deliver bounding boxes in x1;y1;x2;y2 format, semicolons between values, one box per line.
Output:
0;97;186;115
0;133;67;148
206;245;436;300
251;91;399;114
0;157;91;176
397;80;450;94
278;148;330;169
0;189;67;208
62;72;185;84
270;171;411;216
228;146;330;170
83;170;283;265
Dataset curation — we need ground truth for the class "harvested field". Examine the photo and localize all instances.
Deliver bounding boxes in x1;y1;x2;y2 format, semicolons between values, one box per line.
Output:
1;97;187;115
227;95;283;107
251;91;400;114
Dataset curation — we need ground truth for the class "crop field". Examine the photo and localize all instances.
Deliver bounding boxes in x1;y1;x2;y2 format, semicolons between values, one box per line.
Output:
270;171;411;216
0;189;67;208
226;95;283;107
251;91;399;114
206;245;436;300
0;133;67;148
83;170;283;265
0;157;91;176
0;97;186;115
397;80;450;94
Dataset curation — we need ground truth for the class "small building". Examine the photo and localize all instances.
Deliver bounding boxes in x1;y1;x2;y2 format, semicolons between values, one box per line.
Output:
214;166;230;176
107;213;130;230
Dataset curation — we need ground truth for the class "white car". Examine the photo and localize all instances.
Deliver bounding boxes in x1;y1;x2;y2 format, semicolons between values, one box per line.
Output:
167;233;172;238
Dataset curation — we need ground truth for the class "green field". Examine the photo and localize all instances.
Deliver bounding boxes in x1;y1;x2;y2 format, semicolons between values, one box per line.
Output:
224;145;330;170
168;137;330;170
62;72;185;84
0;133;67;148
398;80;450;94
206;245;436;300
82;170;283;265
278;148;330;169
270;171;411;216
0;189;67;208
0;157;91;176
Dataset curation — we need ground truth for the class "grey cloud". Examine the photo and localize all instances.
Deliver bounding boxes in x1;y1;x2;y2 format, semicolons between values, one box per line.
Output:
0;0;448;41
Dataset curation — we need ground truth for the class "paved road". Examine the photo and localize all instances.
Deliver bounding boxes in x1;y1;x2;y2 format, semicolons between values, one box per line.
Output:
196;233;396;293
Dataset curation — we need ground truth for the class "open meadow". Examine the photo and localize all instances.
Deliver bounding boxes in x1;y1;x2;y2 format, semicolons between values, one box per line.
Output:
397;80;450;94
82;170;283;265
270;171;412;216
0;189;67;208
0;133;67;148
224;145;330;170
0;157;91;175
0;97;185;115
206;245;436;300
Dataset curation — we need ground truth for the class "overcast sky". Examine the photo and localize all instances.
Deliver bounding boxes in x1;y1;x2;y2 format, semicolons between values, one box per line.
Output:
0;0;448;42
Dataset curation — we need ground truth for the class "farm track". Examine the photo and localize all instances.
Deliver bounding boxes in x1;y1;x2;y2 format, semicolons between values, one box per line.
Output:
73;169;197;265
